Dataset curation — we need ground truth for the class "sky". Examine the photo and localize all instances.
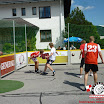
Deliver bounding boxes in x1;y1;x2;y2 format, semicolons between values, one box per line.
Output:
71;0;104;26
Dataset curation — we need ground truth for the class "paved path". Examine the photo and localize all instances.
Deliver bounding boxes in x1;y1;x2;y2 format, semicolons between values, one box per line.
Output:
0;64;104;104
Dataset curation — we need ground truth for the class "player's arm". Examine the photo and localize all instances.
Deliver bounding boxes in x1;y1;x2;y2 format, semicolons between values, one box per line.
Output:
98;44;104;63
84;51;87;61
45;52;53;59
29;56;32;62
99;52;104;63
84;43;87;60
79;49;83;59
56;51;58;55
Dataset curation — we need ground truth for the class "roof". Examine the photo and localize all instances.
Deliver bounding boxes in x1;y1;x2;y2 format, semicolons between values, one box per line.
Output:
0;0;56;4
2;17;39;28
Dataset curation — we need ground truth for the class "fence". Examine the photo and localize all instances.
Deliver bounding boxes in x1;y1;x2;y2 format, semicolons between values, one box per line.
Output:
1;21;104;78
0;18;39;78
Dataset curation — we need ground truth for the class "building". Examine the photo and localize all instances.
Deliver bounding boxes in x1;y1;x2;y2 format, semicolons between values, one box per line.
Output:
0;0;71;49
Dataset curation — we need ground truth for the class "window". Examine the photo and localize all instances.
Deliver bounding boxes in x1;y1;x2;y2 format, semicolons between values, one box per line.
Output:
40;30;52;42
32;7;36;15
21;8;26;16
39;6;51;18
12;8;16;16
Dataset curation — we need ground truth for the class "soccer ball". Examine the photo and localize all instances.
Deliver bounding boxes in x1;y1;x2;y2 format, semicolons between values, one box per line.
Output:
72;53;75;56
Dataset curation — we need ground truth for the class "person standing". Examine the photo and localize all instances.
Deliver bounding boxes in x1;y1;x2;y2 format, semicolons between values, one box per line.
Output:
79;40;86;78
84;36;104;90
42;43;56;76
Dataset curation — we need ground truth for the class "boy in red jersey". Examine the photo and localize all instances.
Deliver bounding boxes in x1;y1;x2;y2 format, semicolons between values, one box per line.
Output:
29;50;44;73
84;36;104;90
79;40;86;78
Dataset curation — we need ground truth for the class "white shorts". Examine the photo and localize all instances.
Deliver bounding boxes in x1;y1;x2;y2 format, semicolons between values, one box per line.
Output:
32;57;37;62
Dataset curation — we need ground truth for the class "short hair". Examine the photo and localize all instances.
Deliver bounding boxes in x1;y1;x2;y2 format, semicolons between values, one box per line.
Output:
49;42;54;46
81;40;86;44
40;49;44;54
89;36;95;42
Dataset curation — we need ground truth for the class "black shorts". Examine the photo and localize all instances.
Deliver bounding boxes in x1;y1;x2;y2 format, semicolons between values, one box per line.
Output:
85;64;98;72
47;60;54;65
80;58;85;68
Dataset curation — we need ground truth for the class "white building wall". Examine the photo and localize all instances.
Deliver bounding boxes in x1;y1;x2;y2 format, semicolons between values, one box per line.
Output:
0;0;65;49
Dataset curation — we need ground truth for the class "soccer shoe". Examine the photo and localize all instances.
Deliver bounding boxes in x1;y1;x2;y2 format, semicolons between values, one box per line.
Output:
78;75;82;78
53;70;55;76
40;72;48;75
90;73;93;76
83;86;86;91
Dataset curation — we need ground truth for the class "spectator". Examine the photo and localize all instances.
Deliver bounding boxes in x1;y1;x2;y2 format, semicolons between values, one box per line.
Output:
70;44;76;50
57;46;61;50
63;45;67;50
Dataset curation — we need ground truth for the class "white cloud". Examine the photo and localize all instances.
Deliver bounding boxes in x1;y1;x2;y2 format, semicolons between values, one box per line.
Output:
85;6;94;10
74;5;94;11
71;0;75;4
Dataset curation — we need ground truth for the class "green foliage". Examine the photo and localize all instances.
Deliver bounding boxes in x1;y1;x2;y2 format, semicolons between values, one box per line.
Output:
63;7;104;49
3;43;13;54
27;27;38;51
65;7;92;25
96;26;104;36
0;26;38;54
97;39;104;49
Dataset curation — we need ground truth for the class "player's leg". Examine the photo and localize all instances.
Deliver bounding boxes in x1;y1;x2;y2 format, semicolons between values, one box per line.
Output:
47;64;54;71
93;72;97;84
46;60;55;76
44;63;48;72
84;71;89;86
35;60;39;72
43;60;55;76
84;64;90;90
91;64;98;84
79;58;84;78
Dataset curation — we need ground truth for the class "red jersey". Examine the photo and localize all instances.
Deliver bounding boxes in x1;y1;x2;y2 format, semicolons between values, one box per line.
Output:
84;43;100;65
80;44;85;58
30;51;40;58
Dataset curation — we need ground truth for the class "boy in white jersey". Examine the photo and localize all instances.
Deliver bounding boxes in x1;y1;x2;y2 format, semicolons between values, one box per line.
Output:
42;43;56;76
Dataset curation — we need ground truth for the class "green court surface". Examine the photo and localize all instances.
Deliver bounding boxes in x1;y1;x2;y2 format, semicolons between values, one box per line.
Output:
0;80;24;93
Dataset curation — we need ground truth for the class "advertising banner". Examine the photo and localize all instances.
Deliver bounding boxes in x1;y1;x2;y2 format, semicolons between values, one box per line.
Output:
28;51;68;64
0;55;15;77
16;52;27;69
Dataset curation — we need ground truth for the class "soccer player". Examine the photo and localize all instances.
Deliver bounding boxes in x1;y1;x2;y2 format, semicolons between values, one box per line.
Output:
29;50;44;73
79;40;86;78
42;43;57;76
84;36;104;90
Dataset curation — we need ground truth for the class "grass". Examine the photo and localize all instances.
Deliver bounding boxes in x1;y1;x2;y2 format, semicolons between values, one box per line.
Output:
0;80;24;93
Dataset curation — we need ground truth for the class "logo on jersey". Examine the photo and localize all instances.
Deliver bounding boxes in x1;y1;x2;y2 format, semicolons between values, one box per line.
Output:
88;45;97;52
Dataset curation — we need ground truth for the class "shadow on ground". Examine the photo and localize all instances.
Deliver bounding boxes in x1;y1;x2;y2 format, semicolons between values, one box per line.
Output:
64;72;80;78
63;80;84;91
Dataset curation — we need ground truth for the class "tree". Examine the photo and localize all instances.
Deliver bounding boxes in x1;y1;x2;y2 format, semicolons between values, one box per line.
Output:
65;7;92;25
63;7;101;49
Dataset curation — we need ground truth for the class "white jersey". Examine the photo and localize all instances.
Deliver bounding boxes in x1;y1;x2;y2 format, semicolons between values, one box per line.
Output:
49;47;56;61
